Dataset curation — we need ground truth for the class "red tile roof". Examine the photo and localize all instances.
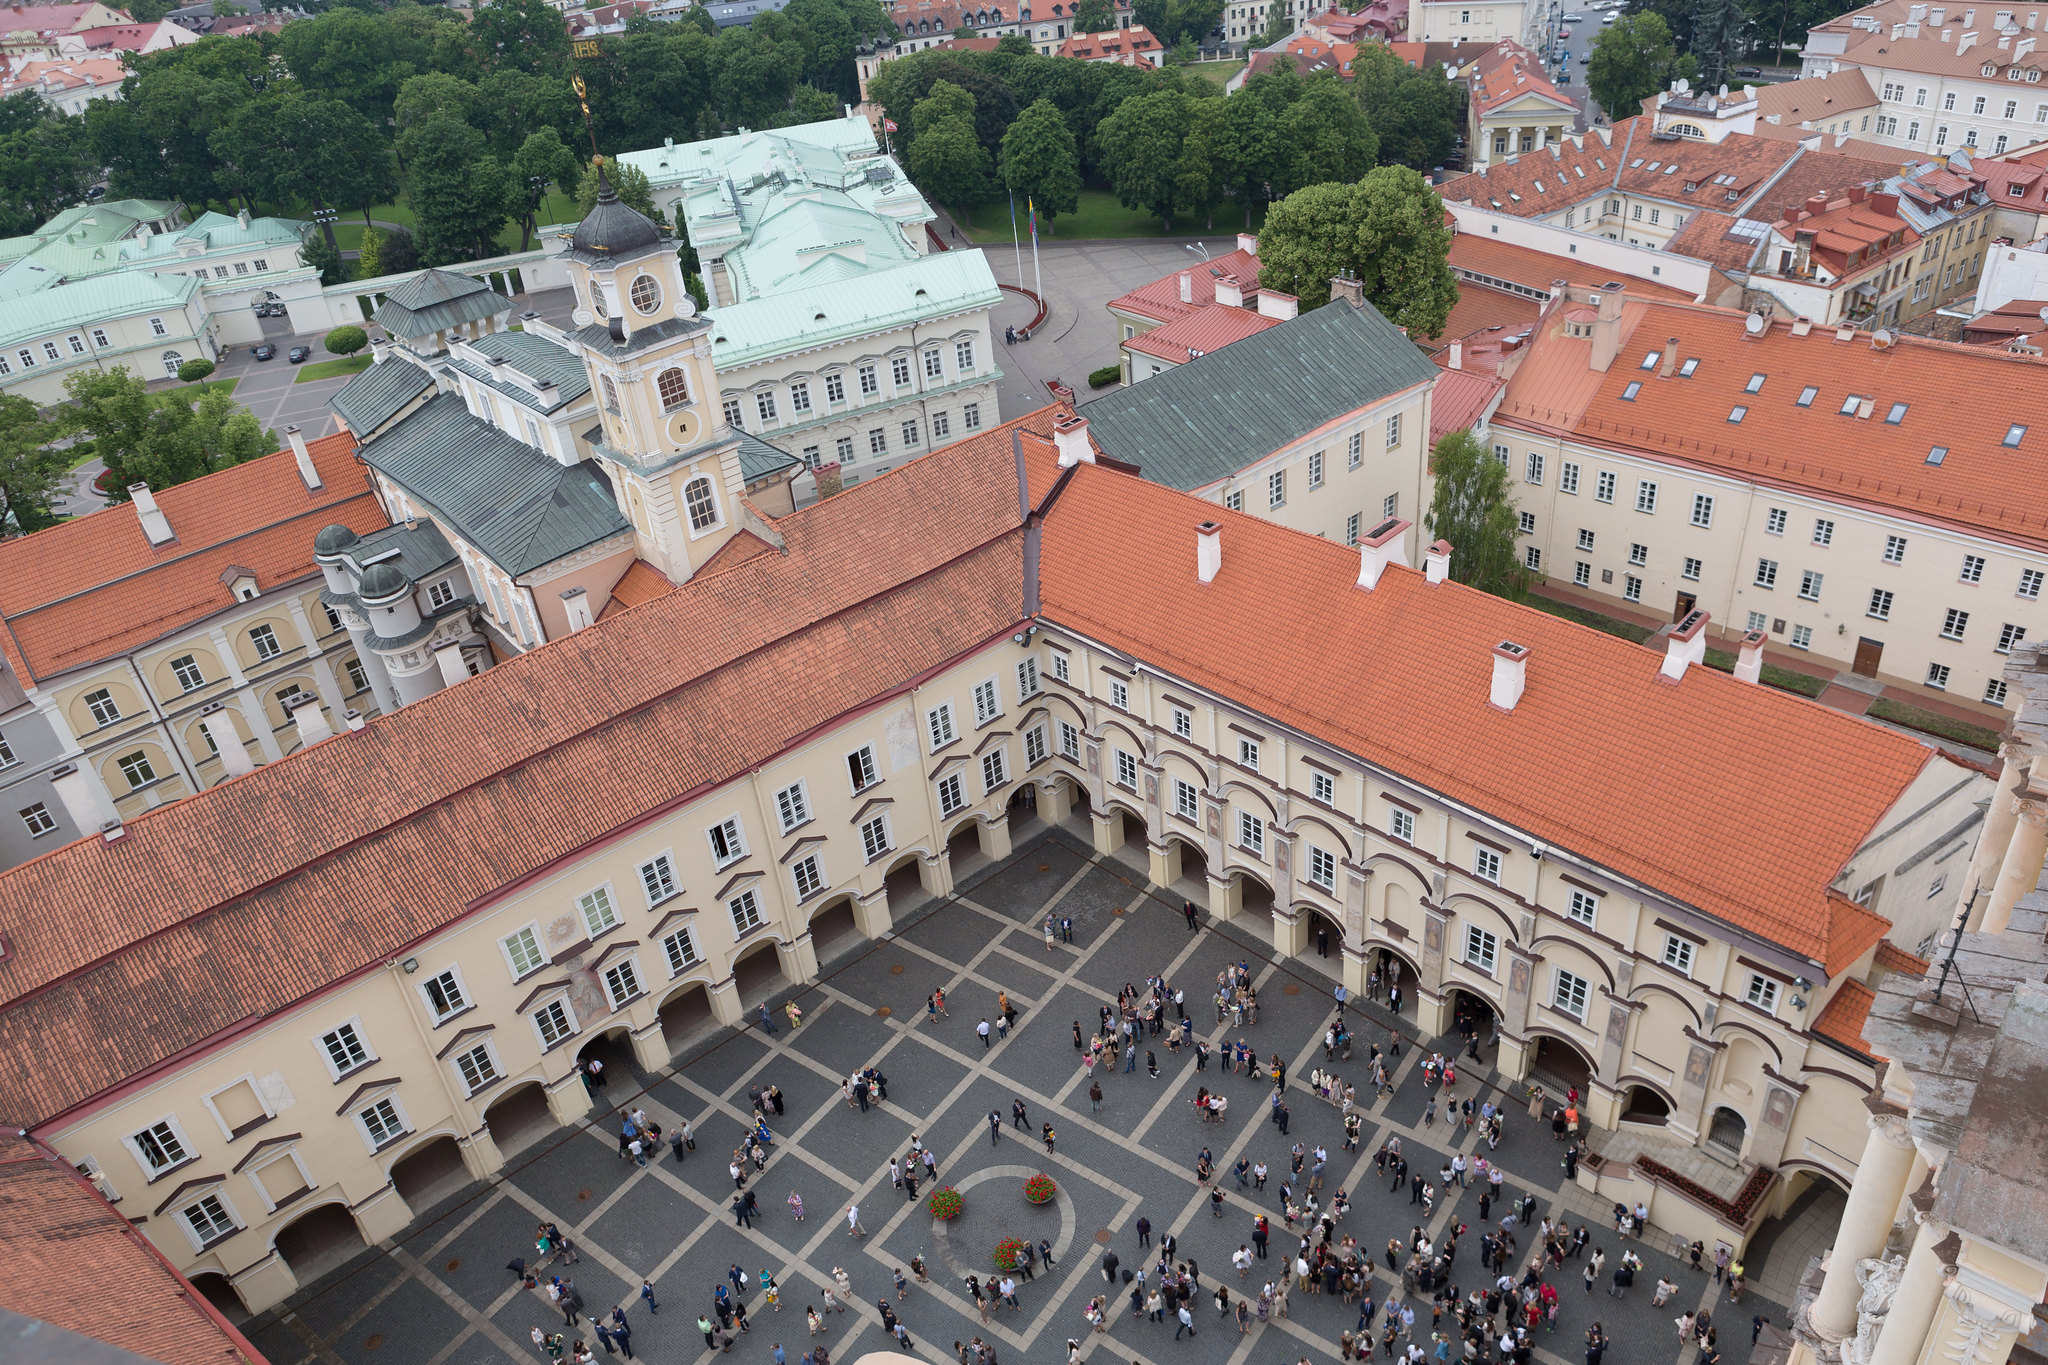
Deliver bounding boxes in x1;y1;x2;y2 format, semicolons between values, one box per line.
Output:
597;558;676;619
1429;365;1506;441
1874;939;1930;974
0;1142;270;1365
1123;302;1281;364
1747;149;1906;226
1812;977;1878;1059
1107;245;1262;327
1494;293;2048;552
0;433;380;686
1448;232;1697;302
1753;69;1879;127
1058;23;1159;60
1662;210;1767;272
1431;288;1542;349
1964;298;2048;343
1468;41;1573;116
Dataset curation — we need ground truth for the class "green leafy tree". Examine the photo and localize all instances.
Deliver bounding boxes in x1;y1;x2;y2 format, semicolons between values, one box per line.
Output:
1133;0;1225;46
708;16;807;126
399;116;513;263
0;97;96;236
210;92;397;256
325;325;369;356
1586;12;1681;121
1278;77;1377;196
509;127;580;250
1094;87;1191;227
468;0;574;75
1350;42;1461;168
92;55;262;206
1212;87;1280;227
357;225;385;280
1255;166;1457;333
1167;36;1199;63
906;80;992;219
776;83;844;125
575;159;661;221
998;98;1081;224
1072;0;1114;31
1691;0;1751;89
300;229;348;285
1255;3;1294;46
1423;429;1526;600
1172;98;1226;228
274;9;420;121
378;226;421;274
177;358;216;383
0;395;67;536
60;369;275;498
475;70;578;159
394;71;483;131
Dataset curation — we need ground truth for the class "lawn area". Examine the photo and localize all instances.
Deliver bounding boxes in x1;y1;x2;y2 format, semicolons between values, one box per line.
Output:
1187;57;1245;86
963;186;1267;244
187;376;241;400
309;191;582;259
294;355;373;383
1867;697;2002;751
1520;591;1831;698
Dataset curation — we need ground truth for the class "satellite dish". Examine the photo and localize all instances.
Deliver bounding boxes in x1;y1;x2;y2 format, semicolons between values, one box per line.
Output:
667;408;701;449
572;308;594;328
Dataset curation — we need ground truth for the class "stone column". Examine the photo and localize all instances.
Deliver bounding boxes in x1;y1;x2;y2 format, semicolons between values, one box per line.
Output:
1982;797;2048;934
1811;1113;1921;1340
1670;1037;1716;1145
1040;777;1074;826
1207;872;1240;921
1954;754;2025;923
1090;808;1124;856
978;813;1013;862
1148;839;1183;890
852;884;894;940
1866;1219;1953;1365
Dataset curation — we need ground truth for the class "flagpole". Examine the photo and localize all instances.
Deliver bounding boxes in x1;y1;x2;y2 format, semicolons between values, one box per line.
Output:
1010;187;1023;291
1029;197;1041;303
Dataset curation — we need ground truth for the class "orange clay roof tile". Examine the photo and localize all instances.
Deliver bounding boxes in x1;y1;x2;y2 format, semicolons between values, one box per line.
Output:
1812;977;1878;1059
1874;939;1931;974
1123;303;1281;364
1108;246;1262;326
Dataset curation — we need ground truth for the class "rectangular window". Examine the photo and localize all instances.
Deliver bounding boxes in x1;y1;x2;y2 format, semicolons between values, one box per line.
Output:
320;1022;371;1076
1312;771;1335;804
1756;559;1779;588
422;969;466;1020
1927;662;1952;689
756;391;778;423
1987;678;2011;706
1389;807;1416;842
729;889;765;936
1661;936;1695;975
2021;569;2045;599
1566;888;1599;928
981;748;1007;793
84;688;120;725
1577;528;1594;551
1238;737;1260;771
964;403;981;430
956;339;975;372
1792;624;1813;649
1385;414;1402;447
1765;508;1788;536
597;957;641;1008
1472;846;1502;884
1629;543;1647;566
1683;557;1701;581
1225;490;1243;512
1108;678;1129;710
92;328;109;347
1307;451;1323;488
1052;651;1070;683
902;419;920;447
1869;589;1894;620
1943;608;1970;640
150;317;166;336
1348;433;1363;468
1799;570;1823;601
663;926;700;975
1463;925;1498;974
360;1098;407;1147
1307;846;1337;891
860;813;893;862
131;1120;188;1175
773;782;811;833
1885;535;1908;564
182;1195;237;1247
455;1044;499;1094
1521;512;1538;536
973;679;1000;725
1552;969;1590;1018
1574;561;1591;587
1745;975;1780;1013
1162;776;1195;824
117;751;156;789
1962;554;1987;583
1745;372;1765;393
1016;656;1039;700
792;854;825;900
927;703;956;749
826;372;846;404
1885;402;1908;425
1621;381;1642;401
1346;513;1361;546
2007;425;2028;447
1623;574;1642;603
1595;471;1616;503
1747;611;1768;632
249;624;281;661
723;398;745;429
1268;469;1285;508
859;363;878;395
1795;386;1817;408
1635;481;1658;514
924;349;943;379
932;411;950;439
1238;809;1265;856
1526;452;1544;485
577;885;619;937
1812;519;1834;546
1560;462;1579;494
1999;621;2027;653
1525;546;1542;571
170;654;206;691
533;999;575;1048
1383;494;1398;520
869;428;888;455
708;815;748;863
1114;748;1138;789
789;381;811;414
1171;706;1192;739
891;355;912;388
20;802;52;837
1058;721;1080;760
937;773;965;815
503;926;544;978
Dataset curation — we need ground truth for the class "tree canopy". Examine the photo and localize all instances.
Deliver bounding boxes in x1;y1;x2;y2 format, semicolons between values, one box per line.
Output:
0;395;68;537
62;368;277;499
1586;12;1684;120
1424;429;1527;600
999;98;1082;223
1255;166;1457;334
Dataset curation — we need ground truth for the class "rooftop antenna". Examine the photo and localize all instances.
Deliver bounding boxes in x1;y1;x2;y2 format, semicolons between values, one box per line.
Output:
1930;884;1985;1024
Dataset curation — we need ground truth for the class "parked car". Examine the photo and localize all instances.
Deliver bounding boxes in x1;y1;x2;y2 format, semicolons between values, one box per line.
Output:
1733;64;1762;75
1565;13;1583;20
288;345;311;363
253;344;276;360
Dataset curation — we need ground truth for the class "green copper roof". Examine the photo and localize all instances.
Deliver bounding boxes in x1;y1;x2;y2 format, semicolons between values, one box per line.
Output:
357;392;630;576
445;330;593;414
1080;301;1441;492
0;271;200;347
331;355;435;438
706;249;1001;369
373;269;513;341
735;431;803;485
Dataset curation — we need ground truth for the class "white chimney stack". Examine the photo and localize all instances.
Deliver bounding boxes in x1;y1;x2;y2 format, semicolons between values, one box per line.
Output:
286;425;322;490
1733;628;1768;683
1053;414;1095;467
1214;274;1244;308
287;692;333;745
199;701;253;776
1179;270;1193;304
1237;232;1258;255
1256;290;1299;321
1424;539;1453;584
1659;608;1711;682
560;586;595;633
1490;641;1530;710
1196;520;1222;584
1449;340;1463;370
48;761;115;837
1356;517;1413;590
128;483;174;546
433;638;470;687
343;708;366;731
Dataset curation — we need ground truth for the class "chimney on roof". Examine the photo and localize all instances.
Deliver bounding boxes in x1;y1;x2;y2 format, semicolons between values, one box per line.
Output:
1237;232;1258;255
560;585;594;633
1329;273;1366;308
1053;413;1095;467
1961;27;1979;49
286;425;321;491
1356;516;1412;590
431;638;471;688
1660;339;1678;377
1214;274;1244;308
1256;289;1299;320
48;761;115;836
1490;641;1529;710
1733;628;1768;683
1196;520;1222;583
1848;183;1868;204
1449;339;1463;369
287;692;333;746
1589;284;1627;372
1424;539;1453;584
1179;269;1193;304
1659;609;1711;682
1806;193;1831;216
344;708;366;731
1871;190;1900;215
199;701;254;776
128;482;174;546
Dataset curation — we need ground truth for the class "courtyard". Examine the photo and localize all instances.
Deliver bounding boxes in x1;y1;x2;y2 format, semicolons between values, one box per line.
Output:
236;821;1817;1365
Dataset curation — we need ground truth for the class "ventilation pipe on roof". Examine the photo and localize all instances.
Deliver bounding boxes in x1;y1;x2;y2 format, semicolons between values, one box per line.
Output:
1053;414;1095;467
287;692;334;746
1179;270;1193;303
1196;520;1222;583
1660;339;1679;377
560;586;594;633
1356;517;1412;590
433;638;470;688
1449;339;1464;369
128;482;174;546
1490;641;1529;710
1424;539;1453;584
1659;609;1711;682
48;761;116;837
1237;232;1258;255
286;425;322;491
199;701;254;776
1733;628;1768;683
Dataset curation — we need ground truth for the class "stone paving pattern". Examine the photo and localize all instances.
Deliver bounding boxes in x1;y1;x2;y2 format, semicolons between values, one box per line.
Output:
245;826;1801;1365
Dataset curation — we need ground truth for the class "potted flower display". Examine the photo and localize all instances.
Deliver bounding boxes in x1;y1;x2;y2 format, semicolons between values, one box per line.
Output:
927;1186;963;1220
1023;1174;1058;1205
994;1236;1031;1270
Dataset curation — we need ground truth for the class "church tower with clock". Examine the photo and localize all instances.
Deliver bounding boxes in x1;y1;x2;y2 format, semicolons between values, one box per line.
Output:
558;167;751;584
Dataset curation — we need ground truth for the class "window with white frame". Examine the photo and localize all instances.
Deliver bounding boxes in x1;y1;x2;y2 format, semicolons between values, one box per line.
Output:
129;1119;189;1177
180;1193;238;1248
1312;771;1335;804
662;926;701;975
1058;721;1080;760
1347;513;1361;546
1384;493;1398;519
1635;480;1658;513
454;1042;500;1094
1107;678;1130;710
861;813;893;861
1171;706;1192;738
577;885;620;937
1766;507;1788;534
684;478;719;532
249;624;281;660
1308;451;1324;488
774;782;811;832
729;889;765;936
847;745;878;792
319;1021;372;1077
1566;888;1598;928
1756;559;1778;588
1560;462;1579;494
1683;557;1701;581
170;654;206;691
1114;748;1138;789
1928;662;1952;689
1024;725;1048;766
422;968;467;1021
502;926;544;978
1691;494;1713;528
532;997;576;1048
1016;656;1039;700
1799;570;1823;601
1962;554;1988;583
928;702;957;749
1307;845;1337;891
358;1097;408;1148
981;748;1008;793
707;816;748;865
1348;432;1363;468
603;957;643;1006
1987;678;2010;706
1552;969;1590;1018
1238;809;1265;855
1050;650;1070;683
1268;469;1285;508
1999;621;2027;653
1745;974;1780;1013
640;853;678;905
937;772;965;815
1225;490;1243;512
973;679;1000;724
2020;569;2045;599
1885;535;1908;564
1595;471;1616;502
1463;925;1498;975
1389;807;1414;842
1942;608;1970;640
1661;935;1695;975
1238;737;1260;771
1173;777;1198;821
1472;846;1502;883
792;854;825;900
1525;451;1544;485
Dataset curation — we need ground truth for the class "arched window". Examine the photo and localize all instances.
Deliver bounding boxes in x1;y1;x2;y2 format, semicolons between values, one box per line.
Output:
590;279;607;319
1665;122;1706;138
601;374;621;413
160;349;184;377
656;367;691;411
683;476;718;532
630;274;662;315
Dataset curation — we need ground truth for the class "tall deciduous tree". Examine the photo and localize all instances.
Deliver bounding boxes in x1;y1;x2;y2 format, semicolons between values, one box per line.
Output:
399;116;514;263
0;95;95;236
1211;86;1279;227
61;369;276;499
1278;76;1378;196
0;395;67;536
1424;429;1527;600
998;98;1081;224
274;9;419;121
1072;0;1114;32
1586;12;1681;120
906;80;992;220
1254;166;1457;333
1094;87;1191;227
575;159;660;221
468;0;574;76
211;92;396;255
511;128;580;249
1691;0;1751;90
1349;41;1460;168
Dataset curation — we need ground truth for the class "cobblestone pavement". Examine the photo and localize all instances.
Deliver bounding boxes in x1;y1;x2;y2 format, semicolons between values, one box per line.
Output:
242;824;1797;1365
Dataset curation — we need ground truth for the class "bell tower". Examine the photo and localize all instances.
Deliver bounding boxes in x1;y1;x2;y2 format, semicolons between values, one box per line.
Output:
561;166;746;583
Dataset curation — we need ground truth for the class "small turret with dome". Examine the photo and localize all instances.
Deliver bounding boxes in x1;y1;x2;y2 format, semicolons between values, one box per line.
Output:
564;162;698;345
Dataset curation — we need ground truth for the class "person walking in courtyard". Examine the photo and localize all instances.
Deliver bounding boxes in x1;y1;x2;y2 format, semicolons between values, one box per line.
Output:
1184;900;1199;930
847;1204;865;1237
978;1019;991;1048
1042;1121;1057;1154
759;1002;778;1034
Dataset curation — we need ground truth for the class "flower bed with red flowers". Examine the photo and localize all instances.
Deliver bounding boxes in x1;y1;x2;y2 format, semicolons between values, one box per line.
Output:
927;1187;963;1220
1634;1156;1776;1223
994;1236;1031;1270
1023;1174;1057;1205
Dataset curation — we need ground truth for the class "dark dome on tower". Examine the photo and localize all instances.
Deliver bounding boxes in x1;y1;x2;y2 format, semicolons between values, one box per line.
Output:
571;165;663;259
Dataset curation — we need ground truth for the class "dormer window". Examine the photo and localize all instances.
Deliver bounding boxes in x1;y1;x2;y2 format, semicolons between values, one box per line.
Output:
231;575;257;601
